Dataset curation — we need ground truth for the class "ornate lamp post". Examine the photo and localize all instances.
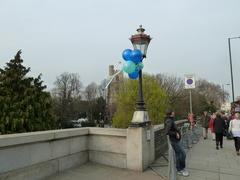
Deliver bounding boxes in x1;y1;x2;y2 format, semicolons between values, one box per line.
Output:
130;25;152;111
130;25;152;127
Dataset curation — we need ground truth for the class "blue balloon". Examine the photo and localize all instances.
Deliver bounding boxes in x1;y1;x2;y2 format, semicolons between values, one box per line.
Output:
122;49;132;61
128;71;139;79
122;61;136;74
130;49;143;63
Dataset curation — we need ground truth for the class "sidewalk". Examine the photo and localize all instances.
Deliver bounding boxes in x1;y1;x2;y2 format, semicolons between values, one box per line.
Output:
180;137;240;180
47;162;165;180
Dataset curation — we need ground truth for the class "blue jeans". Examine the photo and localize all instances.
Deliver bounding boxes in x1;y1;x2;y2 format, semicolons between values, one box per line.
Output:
171;141;186;171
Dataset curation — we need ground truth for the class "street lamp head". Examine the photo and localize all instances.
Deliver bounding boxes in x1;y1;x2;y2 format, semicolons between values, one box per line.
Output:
130;25;152;58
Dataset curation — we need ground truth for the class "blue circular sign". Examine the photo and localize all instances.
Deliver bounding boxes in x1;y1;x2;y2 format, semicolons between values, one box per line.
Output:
187;79;193;85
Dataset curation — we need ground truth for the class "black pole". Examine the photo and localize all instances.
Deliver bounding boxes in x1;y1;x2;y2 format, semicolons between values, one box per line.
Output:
228;38;235;102
136;68;146;111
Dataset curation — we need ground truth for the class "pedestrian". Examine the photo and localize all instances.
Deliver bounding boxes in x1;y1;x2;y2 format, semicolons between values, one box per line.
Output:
221;113;229;138
209;113;216;140
213;112;226;150
165;110;189;177
201;111;210;139
187;113;197;146
226;114;233;139
228;113;240;155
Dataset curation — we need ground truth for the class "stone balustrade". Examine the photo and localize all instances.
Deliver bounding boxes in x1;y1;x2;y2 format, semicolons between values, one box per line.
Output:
0;127;127;180
0;120;187;180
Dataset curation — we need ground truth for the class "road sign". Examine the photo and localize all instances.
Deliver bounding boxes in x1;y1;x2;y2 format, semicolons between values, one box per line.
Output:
184;75;195;89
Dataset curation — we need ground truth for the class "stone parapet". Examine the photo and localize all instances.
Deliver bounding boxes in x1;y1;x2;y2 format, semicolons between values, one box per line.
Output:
0;120;187;179
0;127;127;180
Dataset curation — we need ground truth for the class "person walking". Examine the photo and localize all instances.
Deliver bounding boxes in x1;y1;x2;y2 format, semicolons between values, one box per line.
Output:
187;113;194;148
187;113;198;146
213;113;226;150
165;110;189;177
209;113;216;140
228;113;240;155
201;111;210;139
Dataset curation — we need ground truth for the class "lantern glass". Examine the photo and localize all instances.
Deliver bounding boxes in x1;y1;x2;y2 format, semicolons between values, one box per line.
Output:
132;42;149;57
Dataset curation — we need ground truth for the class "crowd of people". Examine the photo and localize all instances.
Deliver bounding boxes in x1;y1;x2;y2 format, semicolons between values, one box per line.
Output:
201;111;240;155
164;109;240;177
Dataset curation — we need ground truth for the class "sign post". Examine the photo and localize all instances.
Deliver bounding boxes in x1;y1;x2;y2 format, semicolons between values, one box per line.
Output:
189;89;192;114
184;75;196;114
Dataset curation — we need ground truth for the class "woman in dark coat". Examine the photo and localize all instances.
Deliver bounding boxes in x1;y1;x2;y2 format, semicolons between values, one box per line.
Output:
213;113;226;149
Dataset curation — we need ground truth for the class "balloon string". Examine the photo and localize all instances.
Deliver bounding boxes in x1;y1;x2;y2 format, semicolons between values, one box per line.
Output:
105;70;122;89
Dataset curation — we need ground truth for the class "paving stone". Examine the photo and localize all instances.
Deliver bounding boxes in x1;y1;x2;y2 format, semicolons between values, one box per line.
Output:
155;133;240;180
47;163;165;180
219;167;240;176
220;173;240;180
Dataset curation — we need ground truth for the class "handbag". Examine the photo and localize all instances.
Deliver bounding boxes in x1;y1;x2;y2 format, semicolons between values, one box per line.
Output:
223;129;227;137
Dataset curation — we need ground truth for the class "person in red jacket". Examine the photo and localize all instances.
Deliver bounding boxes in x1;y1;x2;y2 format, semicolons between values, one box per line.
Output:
209;113;216;140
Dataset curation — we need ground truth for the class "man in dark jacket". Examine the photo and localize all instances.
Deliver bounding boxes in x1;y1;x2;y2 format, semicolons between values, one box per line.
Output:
165;110;189;177
201;111;210;139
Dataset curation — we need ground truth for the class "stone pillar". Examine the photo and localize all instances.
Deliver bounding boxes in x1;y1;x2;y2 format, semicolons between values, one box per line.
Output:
126;111;154;171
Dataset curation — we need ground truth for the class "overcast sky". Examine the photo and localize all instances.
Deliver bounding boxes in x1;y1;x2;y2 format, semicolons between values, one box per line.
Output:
0;0;240;99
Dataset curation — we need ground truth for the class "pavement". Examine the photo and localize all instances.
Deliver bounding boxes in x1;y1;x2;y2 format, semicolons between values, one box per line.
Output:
181;137;240;180
151;136;240;180
47;136;240;180
46;162;166;180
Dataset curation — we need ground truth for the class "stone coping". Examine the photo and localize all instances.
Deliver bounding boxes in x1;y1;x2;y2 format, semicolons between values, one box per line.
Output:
0;121;186;148
0;128;89;148
89;127;127;137
153;124;164;131
0;127;127;148
0;120;191;148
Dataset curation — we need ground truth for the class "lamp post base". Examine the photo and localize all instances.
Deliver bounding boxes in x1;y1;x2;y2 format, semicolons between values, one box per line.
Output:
135;101;146;111
130;111;151;127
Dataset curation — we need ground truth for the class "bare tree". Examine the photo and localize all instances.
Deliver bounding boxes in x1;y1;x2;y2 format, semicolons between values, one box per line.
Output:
97;79;108;98
84;82;98;101
155;74;229;118
84;82;98;123
51;72;83;127
196;79;229;109
156;73;186;105
53;72;82;100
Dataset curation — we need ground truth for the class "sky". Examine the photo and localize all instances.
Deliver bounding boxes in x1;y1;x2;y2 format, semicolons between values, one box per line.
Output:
0;0;240;100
